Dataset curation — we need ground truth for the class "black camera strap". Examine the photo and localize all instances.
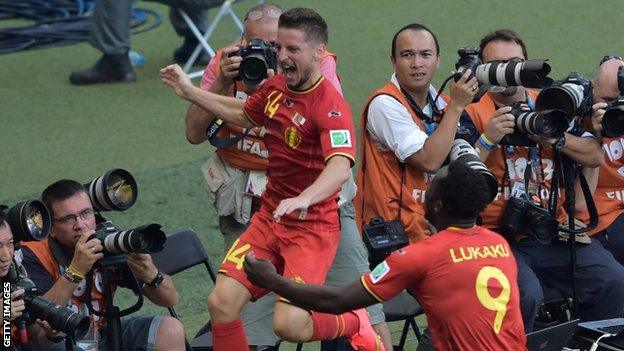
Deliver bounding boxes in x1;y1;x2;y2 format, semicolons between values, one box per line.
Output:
205;118;251;149
399;85;442;125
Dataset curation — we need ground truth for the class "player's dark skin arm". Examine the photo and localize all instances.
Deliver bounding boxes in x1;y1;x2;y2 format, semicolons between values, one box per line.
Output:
244;253;378;315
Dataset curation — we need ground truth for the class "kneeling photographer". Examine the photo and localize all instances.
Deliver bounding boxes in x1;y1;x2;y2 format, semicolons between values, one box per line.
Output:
20;173;185;351
0;203;70;350
461;29;624;332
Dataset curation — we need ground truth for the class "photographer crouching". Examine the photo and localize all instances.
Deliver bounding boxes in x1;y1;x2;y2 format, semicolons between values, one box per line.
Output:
20;179;185;351
0;205;67;350
461;29;624;332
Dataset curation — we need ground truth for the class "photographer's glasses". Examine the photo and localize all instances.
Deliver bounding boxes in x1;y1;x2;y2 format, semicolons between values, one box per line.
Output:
54;209;94;225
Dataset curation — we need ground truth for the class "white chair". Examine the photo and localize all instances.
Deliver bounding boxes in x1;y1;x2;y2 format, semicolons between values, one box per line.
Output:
177;0;264;79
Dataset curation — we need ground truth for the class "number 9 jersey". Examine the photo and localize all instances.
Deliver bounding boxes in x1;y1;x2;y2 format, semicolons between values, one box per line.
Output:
361;226;527;351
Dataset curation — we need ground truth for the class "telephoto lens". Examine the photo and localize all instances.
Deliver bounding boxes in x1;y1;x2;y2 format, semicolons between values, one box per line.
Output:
24;294;90;339
602;99;624;137
85;168;138;212
513;108;569;139
4;199;51;246
535;71;593;118
95;222;166;254
448;139;498;203
474;59;553;88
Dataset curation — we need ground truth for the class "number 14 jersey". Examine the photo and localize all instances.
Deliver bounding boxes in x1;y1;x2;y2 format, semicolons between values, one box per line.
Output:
361;226;526;351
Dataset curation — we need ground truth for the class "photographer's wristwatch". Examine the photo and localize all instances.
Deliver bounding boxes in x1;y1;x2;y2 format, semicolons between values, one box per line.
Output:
554;136;566;151
146;270;164;288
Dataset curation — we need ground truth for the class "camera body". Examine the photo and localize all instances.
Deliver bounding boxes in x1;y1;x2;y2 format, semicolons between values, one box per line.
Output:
229;38;277;85
6;262;90;339
501;194;559;244
362;217;409;270
455;46;481;81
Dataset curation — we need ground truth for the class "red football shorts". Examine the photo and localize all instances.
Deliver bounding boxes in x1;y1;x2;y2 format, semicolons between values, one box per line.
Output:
218;208;340;301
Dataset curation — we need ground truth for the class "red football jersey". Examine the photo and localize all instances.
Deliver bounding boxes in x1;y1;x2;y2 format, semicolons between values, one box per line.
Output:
243;75;356;231
361;227;526;351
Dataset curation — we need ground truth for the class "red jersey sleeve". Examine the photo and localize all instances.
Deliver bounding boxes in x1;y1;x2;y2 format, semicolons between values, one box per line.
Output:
361;244;430;302
316;96;357;166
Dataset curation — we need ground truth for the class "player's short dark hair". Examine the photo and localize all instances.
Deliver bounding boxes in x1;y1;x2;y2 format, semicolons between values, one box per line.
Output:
41;179;88;216
479;29;528;61
391;23;440;59
278;7;328;44
436;162;490;220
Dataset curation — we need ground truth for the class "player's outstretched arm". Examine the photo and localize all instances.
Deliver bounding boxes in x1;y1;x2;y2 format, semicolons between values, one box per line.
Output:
273;155;351;220
160;64;251;128
244;253;377;314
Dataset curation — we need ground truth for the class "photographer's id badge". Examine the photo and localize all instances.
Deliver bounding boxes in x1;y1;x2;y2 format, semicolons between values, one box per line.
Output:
511;181;526;199
245;170;267;196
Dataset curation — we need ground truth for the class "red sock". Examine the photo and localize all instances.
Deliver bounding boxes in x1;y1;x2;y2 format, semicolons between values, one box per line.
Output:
310;311;359;341
212;319;248;351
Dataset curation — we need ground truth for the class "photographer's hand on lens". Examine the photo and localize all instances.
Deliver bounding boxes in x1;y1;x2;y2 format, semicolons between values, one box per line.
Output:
243;252;278;289
449;70;479;109
35;319;64;342
70;230;103;276
160;64;194;100
126;253;158;283
10;288;25;321
591;102;608;135
485;106;515;144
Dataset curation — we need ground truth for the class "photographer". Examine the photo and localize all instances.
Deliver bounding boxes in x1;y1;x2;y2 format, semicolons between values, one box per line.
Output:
461;29;624;331
355;23;477;244
0;208;64;349
185;4;391;350
19;180;185;350
581;56;624;264
245;161;527;351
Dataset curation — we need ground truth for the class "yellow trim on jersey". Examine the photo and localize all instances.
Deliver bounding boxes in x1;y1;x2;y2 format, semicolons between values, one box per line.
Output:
243;108;262;127
447;226;476;232
325;152;355;166
218;269;228;274
287;76;325;94
360;276;385;302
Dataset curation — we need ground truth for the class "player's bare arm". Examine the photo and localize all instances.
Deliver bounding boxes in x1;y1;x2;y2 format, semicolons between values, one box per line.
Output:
273;155;351;220
160;64;251;128
244;252;377;314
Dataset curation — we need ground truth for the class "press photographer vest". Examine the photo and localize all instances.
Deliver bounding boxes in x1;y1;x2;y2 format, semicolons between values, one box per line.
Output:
23;240;114;331
210;47;339;171
464;90;565;229
581;136;624;234
355;82;448;243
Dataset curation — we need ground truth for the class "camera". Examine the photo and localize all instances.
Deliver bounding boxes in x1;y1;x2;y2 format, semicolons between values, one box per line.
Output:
498;102;569;146
535;71;593;118
228;38;277;85
448;139;498;203
501;194;559;244
6;263;90;340
601;66;624;137
1;199;51;248
454;46;553;88
92;221;166;256
84;169;166;260
362;217;409;270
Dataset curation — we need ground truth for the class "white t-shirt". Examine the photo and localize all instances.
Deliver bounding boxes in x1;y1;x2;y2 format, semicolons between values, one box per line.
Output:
366;74;447;162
